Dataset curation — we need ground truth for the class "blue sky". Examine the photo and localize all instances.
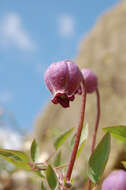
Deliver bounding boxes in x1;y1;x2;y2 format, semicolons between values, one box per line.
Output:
0;0;119;131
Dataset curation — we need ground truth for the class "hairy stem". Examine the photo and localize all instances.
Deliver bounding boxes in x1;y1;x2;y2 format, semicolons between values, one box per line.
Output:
65;79;87;182
87;88;100;190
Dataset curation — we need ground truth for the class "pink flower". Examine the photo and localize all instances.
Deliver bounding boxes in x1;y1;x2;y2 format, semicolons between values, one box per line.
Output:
44;60;82;108
102;170;126;190
77;69;98;94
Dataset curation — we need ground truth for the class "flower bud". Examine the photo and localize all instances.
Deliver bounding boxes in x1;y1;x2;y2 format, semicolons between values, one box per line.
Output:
77;69;98;94
44;60;82;108
102;170;126;190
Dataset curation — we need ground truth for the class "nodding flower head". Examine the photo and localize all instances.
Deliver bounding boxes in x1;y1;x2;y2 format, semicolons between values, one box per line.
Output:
77;68;98;94
44;60;82;108
102;170;126;190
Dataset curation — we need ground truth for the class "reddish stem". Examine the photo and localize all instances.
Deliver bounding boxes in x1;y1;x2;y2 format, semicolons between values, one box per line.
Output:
87;88;100;190
65;79;87;182
87;180;92;190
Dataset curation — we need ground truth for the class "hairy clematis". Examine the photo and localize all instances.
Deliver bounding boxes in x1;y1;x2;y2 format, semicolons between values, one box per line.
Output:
102;170;126;190
77;68;98;94
44;60;82;108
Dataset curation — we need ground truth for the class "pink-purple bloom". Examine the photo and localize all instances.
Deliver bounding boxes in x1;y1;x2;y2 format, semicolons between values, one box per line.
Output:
44;60;82;108
77;68;98;94
102;170;126;190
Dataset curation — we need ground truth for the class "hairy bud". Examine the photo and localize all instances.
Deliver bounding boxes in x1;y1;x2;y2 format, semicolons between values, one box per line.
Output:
77;68;98;94
44;60;82;108
102;170;126;190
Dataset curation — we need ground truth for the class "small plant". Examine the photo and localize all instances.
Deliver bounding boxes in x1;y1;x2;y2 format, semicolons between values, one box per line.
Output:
0;60;126;190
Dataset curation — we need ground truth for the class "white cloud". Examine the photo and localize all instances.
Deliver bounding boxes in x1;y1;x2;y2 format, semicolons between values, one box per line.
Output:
0;128;23;150
58;15;75;37
0;90;13;104
0;13;36;51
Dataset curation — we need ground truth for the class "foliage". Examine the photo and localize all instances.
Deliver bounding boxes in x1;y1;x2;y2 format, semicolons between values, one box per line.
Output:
103;125;126;142
0;123;90;189
88;133;111;184
2;121;126;189
54;128;74;150
31;139;39;162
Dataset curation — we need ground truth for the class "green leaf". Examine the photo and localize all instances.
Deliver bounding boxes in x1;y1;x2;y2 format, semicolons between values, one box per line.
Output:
10;161;31;170
0;156;31;170
0;149;31;170
0;148;29;163
103;125;126;142
54;151;62;167
71;134;76;148
54;128;74;150
76;142;86;159
121;161;126;169
31;139;39;162
35;170;45;178
79;123;88;146
41;182;47;190
46;165;58;190
71;124;88;147
70;124;88;159
76;124;88;159
88;133;111;184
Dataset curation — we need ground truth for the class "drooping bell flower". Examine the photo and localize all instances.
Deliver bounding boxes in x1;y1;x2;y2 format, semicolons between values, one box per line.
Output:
44;60;82;108
102;170;126;190
77;68;98;94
